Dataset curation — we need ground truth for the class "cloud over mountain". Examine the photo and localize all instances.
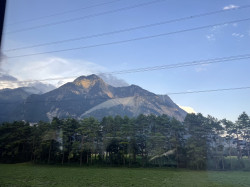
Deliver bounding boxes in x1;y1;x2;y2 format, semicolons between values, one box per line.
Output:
178;105;196;114
98;74;129;87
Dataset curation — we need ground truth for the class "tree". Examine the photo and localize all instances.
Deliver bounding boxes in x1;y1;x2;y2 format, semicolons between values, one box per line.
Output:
120;116;134;165
169;118;186;168
0;121;32;163
61;118;79;164
185;113;213;169
78;117;99;165
31;121;50;163
134;114;150;165
42;117;62;164
221;119;235;169
237;112;250;159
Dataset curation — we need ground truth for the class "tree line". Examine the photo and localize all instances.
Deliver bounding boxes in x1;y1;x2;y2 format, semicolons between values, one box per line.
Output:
0;112;249;170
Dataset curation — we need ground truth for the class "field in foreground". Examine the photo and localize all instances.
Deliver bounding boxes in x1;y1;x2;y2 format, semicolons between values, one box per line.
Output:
0;164;250;187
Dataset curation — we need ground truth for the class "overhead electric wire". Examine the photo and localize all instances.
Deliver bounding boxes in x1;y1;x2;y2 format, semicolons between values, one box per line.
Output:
1;53;250;85
107;54;250;74
4;4;250;52
6;17;250;58
167;86;250;95
0;86;249;105
5;0;166;34
6;0;122;26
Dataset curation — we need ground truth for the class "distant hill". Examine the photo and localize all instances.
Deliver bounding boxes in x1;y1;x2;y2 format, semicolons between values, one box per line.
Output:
0;74;186;122
0;87;39;122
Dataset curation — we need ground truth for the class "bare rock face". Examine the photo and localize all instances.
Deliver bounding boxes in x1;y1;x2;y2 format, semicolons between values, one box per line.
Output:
0;74;186;122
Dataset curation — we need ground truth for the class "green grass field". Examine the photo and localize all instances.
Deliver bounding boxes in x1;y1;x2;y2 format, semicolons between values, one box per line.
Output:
0;163;250;187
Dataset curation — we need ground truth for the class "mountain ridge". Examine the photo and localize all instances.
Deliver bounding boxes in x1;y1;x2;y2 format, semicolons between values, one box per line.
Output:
0;74;187;122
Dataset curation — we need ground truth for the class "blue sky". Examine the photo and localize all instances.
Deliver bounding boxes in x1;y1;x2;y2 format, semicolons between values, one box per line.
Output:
1;0;250;122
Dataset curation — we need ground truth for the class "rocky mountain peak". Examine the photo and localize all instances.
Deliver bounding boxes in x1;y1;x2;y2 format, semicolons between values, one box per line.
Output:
73;74;106;89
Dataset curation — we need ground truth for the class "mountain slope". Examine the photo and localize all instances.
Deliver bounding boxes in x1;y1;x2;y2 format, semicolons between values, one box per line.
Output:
81;95;186;121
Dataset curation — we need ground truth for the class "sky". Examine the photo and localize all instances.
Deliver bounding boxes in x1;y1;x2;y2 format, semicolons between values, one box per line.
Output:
1;0;250;122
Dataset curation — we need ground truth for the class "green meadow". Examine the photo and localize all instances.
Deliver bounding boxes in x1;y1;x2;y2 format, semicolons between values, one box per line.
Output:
0;163;250;187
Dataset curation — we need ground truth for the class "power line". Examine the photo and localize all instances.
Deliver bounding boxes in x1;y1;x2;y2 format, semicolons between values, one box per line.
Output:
107;54;250;74
5;0;166;34
6;17;250;58
167;86;250;95
6;0;122;26
5;4;250;52
0;86;249;105
1;53;250;85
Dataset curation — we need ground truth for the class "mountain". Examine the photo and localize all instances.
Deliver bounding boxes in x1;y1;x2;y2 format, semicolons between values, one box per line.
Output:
0;74;187;122
27;82;56;94
0;81;56;122
0;87;38;122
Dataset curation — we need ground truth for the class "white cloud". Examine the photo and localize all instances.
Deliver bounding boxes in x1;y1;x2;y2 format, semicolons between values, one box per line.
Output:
206;34;215;41
0;81;20;89
178;105;196;114
206;22;242;42
232;32;244;38
1;56;129;89
0;72;56;93
195;64;209;72
223;4;239;10
0;73;22;89
232;23;238;27
3;56;107;87
210;24;228;32
98;73;129;87
2;39;107;84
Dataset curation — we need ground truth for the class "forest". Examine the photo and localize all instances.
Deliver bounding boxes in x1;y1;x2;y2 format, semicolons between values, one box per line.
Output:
0;112;249;170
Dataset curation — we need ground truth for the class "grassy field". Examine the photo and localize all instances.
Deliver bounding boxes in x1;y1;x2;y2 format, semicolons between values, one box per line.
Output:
0;163;250;187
